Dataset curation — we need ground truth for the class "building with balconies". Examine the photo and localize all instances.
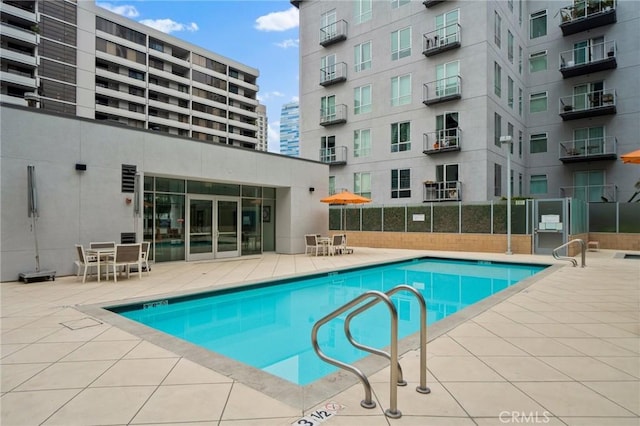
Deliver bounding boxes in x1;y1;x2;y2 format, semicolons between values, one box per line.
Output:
295;0;640;205
1;0;260;149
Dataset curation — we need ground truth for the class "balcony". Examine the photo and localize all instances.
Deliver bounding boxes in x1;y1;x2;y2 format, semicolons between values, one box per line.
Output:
423;180;462;202
423;0;445;7
559;136;617;163
320;62;347;87
559;88;616;120
422;24;461;57
559;41;617;78
319;146;347;165
423;76;461;105
320;104;347;126
559;0;616;36
319;20;348;47
560;184;617;202
423;128;462;154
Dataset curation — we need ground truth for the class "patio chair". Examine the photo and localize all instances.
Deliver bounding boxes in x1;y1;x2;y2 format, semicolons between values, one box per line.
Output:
75;244;99;283
342;234;354;254
305;234;324;256
329;234;346;255
90;241;115;249
106;243;142;282
140;241;151;274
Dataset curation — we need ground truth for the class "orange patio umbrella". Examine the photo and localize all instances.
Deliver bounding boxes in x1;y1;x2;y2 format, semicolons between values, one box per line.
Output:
320;190;372;205
321;190;371;231
621;149;640;164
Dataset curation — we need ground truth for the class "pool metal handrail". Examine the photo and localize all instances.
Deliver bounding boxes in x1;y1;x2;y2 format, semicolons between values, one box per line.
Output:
344;284;430;395
552;238;586;267
311;290;401;418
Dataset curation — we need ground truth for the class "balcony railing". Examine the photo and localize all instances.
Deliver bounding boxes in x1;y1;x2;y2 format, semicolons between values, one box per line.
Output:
559;136;617;162
423;128;462;154
319;20;348;47
422;23;461;57
319;146;347;165
320;104;347;126
559;40;617;78
423;180;462;202
560;184;617;202
320;62;347;86
423;76;461;105
559;0;617;36
559;88;616;120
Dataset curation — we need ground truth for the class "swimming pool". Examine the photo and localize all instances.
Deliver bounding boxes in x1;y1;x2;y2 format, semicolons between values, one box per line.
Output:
109;257;547;385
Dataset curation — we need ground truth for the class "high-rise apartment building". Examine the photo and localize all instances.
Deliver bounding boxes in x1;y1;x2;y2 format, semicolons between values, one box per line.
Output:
1;0;260;149
279;101;300;156
256;103;268;151
294;0;639;204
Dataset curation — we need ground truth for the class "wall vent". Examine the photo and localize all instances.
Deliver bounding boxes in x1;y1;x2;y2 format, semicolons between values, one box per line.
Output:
121;164;136;193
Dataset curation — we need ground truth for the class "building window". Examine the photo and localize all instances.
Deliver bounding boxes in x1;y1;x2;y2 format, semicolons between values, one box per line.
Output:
507;31;514;62
391;27;411;61
391;74;411;106
508;76;514;108
530;91;547;113
530;10;547;39
529;51;547;72
507;122;514;154
320;54;337;82
354;172;371;198
494;62;501;97
354;128;371;157
494;11;502;47
518;46;523;74
354;41;372;72
321;95;336;120
391;0;410;9
530;133;548;153
391;121;411;152
355;0;372;24
574;126;605;154
354;85;372;114
573;170;605;202
329;176;336;195
518;173;523;196
530;175;548;194
518;88;523;115
391;169;411;198
494;112;502;147
494;163;502;197
518;130;523;158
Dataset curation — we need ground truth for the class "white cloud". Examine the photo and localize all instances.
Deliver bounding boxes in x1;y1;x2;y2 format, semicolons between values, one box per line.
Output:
255;7;299;32
139;19;199;34
259;91;285;102
267;121;281;153
291;96;299;103
276;39;299;49
96;2;139;18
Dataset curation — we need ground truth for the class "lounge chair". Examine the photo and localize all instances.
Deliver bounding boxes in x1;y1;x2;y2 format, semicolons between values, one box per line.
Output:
75;244;99;283
90;241;115;249
342;234;354;254
106;243;142;282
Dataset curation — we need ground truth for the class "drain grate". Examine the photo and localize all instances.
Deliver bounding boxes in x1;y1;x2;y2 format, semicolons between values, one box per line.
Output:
624;254;640;259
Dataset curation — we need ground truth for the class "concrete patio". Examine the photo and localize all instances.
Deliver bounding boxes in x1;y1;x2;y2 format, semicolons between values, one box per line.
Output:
1;247;638;425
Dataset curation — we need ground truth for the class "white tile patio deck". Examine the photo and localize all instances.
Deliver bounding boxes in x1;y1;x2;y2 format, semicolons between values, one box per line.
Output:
1;248;638;425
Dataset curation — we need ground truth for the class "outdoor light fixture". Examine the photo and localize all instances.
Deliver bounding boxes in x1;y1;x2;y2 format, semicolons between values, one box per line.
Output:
309;187;315;192
500;135;513;255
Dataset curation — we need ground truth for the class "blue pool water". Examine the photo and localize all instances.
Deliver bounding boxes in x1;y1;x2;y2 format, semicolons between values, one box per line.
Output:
110;258;546;385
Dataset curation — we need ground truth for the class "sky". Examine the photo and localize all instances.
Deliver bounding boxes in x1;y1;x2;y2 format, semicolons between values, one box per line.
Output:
96;0;300;153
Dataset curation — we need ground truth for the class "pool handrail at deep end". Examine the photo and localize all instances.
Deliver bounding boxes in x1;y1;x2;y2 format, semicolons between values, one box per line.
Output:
552;239;586;267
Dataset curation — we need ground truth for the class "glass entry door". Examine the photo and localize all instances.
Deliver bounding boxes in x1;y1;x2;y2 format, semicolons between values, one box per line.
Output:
187;196;239;261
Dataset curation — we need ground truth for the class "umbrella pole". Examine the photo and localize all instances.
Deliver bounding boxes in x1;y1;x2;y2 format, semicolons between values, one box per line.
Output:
32;215;40;272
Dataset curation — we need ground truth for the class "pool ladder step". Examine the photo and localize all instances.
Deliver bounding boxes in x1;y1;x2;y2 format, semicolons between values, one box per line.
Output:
311;284;430;419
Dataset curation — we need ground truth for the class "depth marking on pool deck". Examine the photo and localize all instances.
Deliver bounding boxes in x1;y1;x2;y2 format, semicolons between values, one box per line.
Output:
292;402;345;425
